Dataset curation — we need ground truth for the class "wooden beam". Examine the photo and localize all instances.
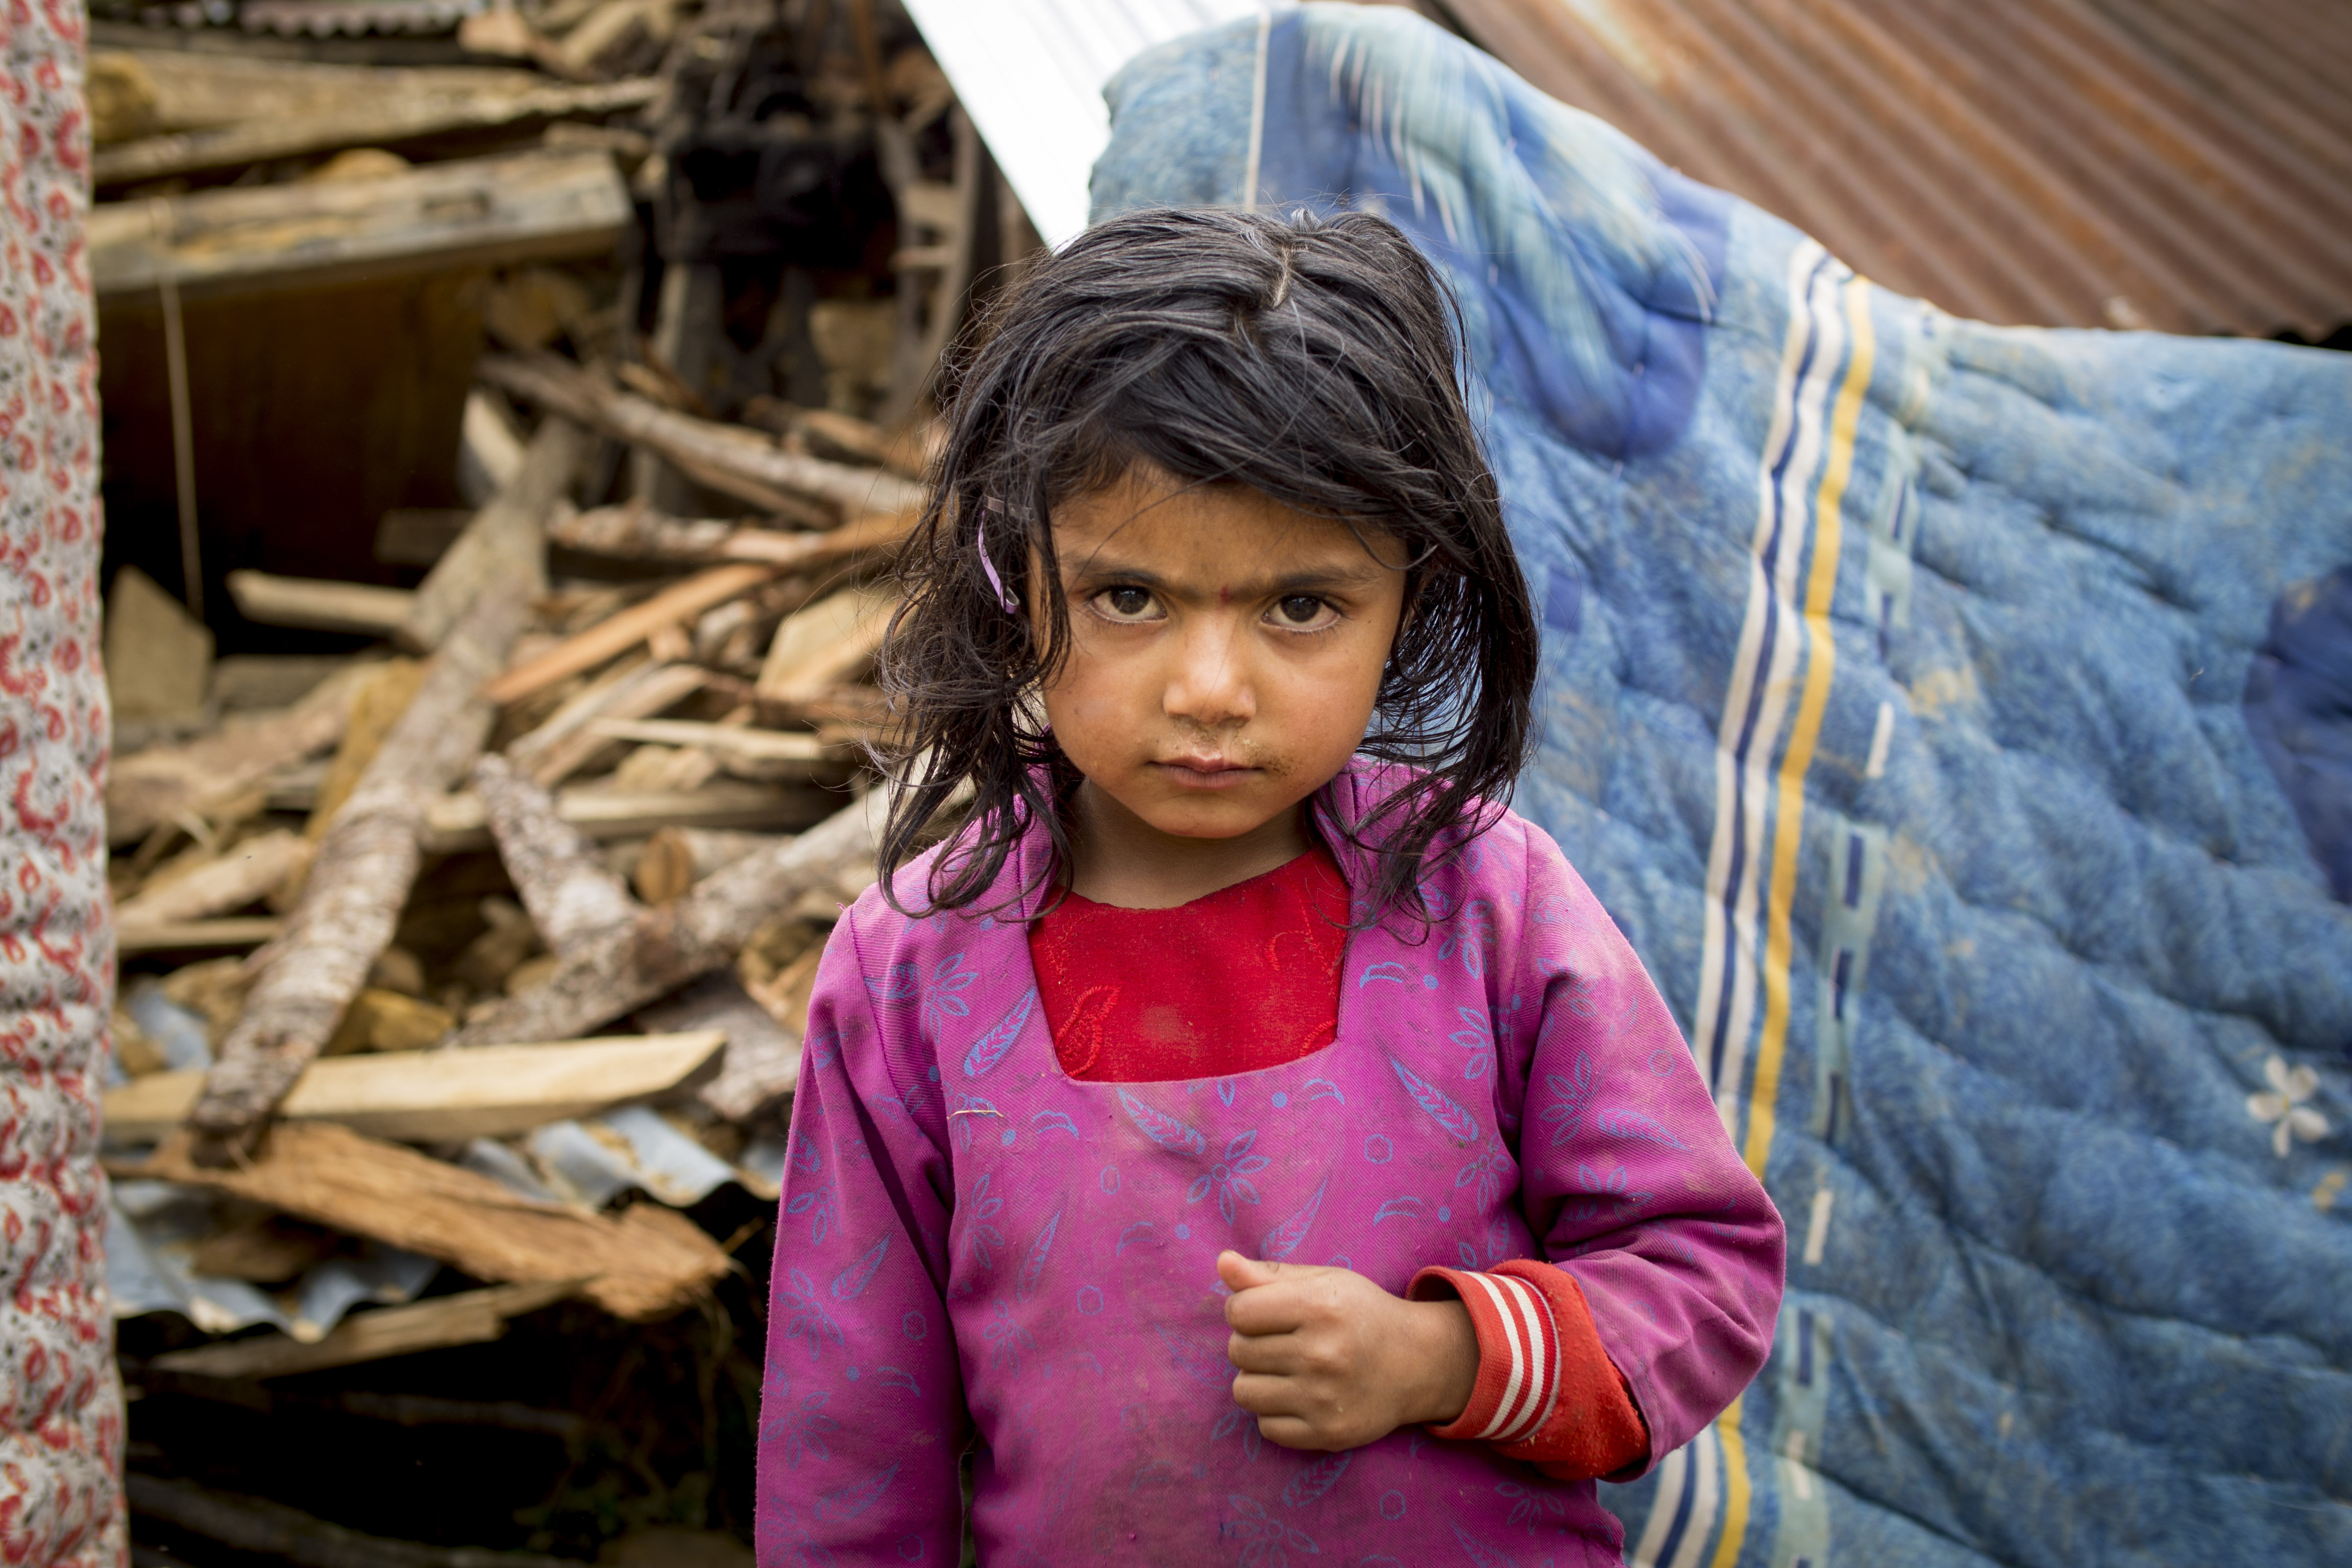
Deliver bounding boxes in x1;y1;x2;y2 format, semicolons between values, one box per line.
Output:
479;561;776;706
585;718;835;765
115;916;284;954
93;75;656;186
144;1281;581;1383
399;418;585;653
92;49;546;142
550;498;918;571
91;147;631;302
420;780;836;854
105;1031;725;1144
227;572;415;638
479;351;926;519
141;1121;730;1320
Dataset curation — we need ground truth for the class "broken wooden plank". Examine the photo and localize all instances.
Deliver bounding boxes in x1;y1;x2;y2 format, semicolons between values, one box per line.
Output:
127;1467;586;1567
115;829;312;926
106;564;214;725
115;917;284;955
448;789;884;1049
227;572;415;638
479;351;925;520
106;1031;725;1144
142;1121;730;1320
642;972;803;1125
91;147;631;302
480;561;776;706
108;662;375;845
472;754;636;953
550;497;918;571
508;658;709;789
93;74;656;186
585;719;836;778
757;581;895;701
421;780;834;854
187;571;540;1163
400;418;586;653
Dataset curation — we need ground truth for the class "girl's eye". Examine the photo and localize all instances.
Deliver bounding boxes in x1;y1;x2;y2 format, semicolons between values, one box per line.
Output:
1270;595;1337;630
1093;586;1161;622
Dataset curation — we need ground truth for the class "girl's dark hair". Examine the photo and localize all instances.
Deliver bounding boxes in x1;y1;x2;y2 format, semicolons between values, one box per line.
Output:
876;205;1537;922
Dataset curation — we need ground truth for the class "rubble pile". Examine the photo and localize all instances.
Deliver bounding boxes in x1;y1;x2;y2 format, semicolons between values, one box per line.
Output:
90;2;1000;1560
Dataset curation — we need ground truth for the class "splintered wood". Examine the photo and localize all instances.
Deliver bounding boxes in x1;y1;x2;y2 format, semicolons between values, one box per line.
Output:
107;660;376;845
470;743;808;1120
142;1122;730;1321
479;350;925;520
449;789;883;1049
187;569;541;1162
472;754;637;951
481;564;778;707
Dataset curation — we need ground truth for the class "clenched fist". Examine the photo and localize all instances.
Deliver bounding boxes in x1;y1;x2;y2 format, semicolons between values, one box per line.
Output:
1218;1251;1478;1452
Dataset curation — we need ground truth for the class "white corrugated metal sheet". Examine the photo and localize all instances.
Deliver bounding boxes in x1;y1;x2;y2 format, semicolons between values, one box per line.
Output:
902;0;1288;246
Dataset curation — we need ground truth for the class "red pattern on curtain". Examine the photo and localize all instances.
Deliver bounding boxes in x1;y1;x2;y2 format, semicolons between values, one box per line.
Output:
1;0;125;1559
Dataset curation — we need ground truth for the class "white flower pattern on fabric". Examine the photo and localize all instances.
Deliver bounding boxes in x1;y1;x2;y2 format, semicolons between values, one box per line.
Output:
2247;1056;2328;1158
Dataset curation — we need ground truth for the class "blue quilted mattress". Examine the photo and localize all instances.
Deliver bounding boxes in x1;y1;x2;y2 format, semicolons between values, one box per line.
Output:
1091;7;2352;1564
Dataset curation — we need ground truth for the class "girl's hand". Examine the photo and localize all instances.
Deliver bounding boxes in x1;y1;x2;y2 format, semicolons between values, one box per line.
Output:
1218;1251;1478;1452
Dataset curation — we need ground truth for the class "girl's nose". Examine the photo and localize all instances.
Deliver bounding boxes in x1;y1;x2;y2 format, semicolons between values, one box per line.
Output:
1162;617;1255;728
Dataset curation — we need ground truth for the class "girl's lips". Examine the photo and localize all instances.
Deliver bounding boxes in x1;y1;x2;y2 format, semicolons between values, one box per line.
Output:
1153;757;1257;789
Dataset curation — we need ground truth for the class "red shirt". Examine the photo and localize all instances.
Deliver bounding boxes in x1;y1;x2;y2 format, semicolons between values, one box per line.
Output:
1025;844;1649;1479
1030;843;1351;1082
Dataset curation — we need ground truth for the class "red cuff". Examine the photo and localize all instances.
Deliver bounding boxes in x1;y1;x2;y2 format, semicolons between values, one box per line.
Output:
1408;1260;1650;1481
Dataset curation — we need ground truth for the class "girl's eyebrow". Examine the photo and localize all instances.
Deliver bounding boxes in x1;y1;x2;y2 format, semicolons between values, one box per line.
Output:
1065;557;1394;595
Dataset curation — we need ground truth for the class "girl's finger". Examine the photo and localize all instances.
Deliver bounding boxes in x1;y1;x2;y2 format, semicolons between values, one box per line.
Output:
1253;1415;1339;1452
1229;1372;1304;1417
1225;1331;1304;1375
1223;1281;1309;1335
1216;1250;1281;1292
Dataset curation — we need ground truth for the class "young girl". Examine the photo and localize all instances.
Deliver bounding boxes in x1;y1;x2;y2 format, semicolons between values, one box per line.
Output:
760;208;1784;1565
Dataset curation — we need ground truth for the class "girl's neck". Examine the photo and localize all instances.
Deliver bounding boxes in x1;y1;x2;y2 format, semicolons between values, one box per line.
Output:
1063;778;1315;910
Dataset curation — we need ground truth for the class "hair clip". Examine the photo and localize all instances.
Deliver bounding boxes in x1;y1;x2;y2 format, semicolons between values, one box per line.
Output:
976;497;1020;615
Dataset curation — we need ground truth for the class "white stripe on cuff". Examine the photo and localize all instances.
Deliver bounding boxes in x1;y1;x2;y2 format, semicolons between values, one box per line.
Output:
1490;1274;1561;1443
1459;1272;1529;1441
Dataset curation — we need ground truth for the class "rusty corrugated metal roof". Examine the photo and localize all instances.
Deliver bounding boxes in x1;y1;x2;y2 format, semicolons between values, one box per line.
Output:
1441;0;2352;336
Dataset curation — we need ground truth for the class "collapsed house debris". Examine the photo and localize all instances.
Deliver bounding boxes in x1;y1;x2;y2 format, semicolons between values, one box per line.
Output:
92;1;1003;1558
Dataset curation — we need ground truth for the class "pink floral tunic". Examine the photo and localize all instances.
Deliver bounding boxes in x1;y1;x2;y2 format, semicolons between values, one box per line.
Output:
761;764;1784;1564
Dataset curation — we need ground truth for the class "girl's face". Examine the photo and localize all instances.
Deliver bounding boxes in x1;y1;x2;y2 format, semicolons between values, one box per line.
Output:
1038;468;1409;857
